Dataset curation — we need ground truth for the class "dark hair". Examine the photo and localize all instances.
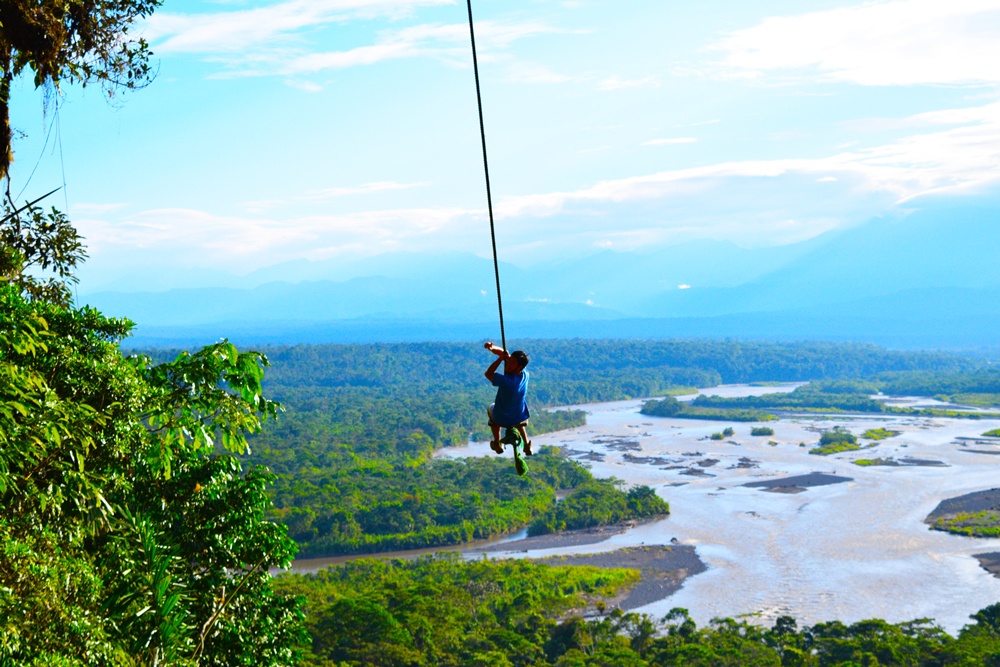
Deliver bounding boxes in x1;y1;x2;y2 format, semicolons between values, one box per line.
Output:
510;350;529;368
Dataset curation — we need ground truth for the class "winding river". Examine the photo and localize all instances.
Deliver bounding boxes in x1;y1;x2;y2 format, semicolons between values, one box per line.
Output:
437;384;1000;633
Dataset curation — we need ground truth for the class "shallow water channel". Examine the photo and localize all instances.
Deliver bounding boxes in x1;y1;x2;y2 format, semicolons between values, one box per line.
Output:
438;384;1000;633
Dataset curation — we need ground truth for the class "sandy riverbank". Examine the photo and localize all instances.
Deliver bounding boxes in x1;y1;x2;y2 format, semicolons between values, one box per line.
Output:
288;519;656;574
533;545;706;612
288;520;703;614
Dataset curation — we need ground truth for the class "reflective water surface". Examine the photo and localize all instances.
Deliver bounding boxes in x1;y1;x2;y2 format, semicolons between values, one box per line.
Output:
442;384;1000;633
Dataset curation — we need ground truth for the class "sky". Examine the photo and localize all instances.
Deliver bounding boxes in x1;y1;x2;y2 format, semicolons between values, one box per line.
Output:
6;0;1000;292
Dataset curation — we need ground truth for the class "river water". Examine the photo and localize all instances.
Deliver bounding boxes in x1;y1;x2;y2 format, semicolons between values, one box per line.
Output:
439;384;1000;633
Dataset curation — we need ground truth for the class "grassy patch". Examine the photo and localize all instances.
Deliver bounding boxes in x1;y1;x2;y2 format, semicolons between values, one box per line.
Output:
862;427;900;441
640;397;776;422
854;458;891;466
984;429;1000;437
751;426;774;436
946;393;1000;408
811;441;862;455
810;427;859;455
933;511;1000;538
660;386;700;397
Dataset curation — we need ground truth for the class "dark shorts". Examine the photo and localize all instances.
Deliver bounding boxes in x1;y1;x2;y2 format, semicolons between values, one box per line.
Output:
488;403;528;428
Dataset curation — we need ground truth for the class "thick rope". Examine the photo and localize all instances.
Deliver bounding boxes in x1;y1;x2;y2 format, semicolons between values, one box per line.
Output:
466;0;506;351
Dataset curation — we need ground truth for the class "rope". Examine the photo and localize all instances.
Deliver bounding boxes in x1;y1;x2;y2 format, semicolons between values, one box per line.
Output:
466;0;506;351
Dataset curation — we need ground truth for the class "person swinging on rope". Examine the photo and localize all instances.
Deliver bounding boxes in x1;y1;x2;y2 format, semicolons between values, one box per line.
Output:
484;342;532;456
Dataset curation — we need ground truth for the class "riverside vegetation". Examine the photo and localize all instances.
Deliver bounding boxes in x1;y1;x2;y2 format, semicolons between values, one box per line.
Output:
679;377;1000;421
809;428;862;455
275;554;1000;667
227;340;984;558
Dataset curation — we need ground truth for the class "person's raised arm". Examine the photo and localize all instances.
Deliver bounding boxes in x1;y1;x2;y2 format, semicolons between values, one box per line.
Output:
484;341;508;382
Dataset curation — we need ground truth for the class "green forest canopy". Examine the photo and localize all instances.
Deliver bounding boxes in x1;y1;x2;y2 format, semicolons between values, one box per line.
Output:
224;340;979;558
277;553;1000;667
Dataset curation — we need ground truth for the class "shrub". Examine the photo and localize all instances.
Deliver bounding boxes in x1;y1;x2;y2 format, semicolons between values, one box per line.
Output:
862;428;899;440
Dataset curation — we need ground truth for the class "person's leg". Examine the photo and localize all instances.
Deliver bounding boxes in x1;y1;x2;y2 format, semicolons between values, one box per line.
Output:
516;423;531;455
488;405;503;454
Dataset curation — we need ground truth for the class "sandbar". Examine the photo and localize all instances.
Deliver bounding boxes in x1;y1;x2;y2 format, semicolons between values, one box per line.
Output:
533;545;706;612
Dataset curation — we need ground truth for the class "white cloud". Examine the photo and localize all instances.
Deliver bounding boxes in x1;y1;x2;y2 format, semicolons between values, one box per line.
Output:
500;100;1000;220
677;284;691;290
598;75;660;91
715;0;1000;86
272;20;570;76
643;137;698;146
683;119;721;127
303;181;430;199
71;202;128;215
76;100;1000;272
75;204;479;271
145;0;454;54
285;79;324;92
503;61;575;84
148;0;573;80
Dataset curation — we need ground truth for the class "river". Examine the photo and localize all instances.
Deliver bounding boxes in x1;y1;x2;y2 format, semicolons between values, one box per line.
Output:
436;384;1000;633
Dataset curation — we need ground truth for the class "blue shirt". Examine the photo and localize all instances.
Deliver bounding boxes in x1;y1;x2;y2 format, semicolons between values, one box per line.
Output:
491;370;530;426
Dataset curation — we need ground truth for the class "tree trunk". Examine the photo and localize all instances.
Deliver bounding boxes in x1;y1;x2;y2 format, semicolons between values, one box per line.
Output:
0;52;13;183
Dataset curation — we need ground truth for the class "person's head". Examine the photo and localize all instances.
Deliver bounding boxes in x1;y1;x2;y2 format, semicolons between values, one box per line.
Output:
505;350;529;374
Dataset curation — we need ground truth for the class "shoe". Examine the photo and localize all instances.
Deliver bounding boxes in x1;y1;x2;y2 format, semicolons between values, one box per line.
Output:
501;429;520;446
490;440;503;454
524;441;533;456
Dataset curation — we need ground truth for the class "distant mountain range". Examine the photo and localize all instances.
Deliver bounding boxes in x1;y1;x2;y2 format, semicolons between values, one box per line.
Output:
86;195;1000;349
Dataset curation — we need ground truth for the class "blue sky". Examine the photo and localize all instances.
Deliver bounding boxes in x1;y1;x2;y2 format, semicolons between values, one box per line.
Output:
6;0;1000;292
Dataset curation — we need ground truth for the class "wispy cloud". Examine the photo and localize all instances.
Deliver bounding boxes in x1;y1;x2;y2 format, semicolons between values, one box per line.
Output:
147;0;572;80
272;20;571;76
243;181;430;212
496;100;1000;226
503;61;575;84
77;100;1000;269
303;180;430;199
684;119;721;127
285;79;324;92
72;202;128;215
643;137;697;146
145;0;455;54
598;75;660;91
76;205;478;267
715;0;1000;86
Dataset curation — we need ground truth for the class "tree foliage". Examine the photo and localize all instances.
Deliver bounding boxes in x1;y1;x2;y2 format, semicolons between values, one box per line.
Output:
0;283;306;665
0;200;86;305
0;0;160;179
274;554;640;667
277;555;1000;667
276;561;1000;667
